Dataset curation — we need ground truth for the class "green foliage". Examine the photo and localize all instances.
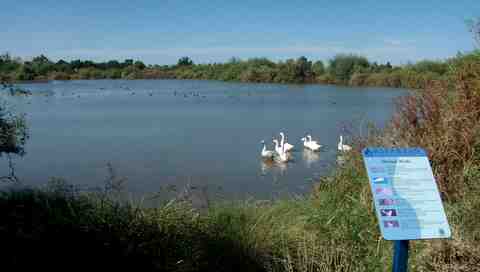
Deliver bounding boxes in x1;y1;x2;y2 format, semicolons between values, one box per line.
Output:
0;109;27;155
312;60;325;76
177;56;194;66
328;54;370;83
0;52;466;89
134;60;146;70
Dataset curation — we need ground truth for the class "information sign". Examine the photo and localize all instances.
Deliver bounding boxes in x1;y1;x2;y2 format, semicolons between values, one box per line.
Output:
362;148;451;240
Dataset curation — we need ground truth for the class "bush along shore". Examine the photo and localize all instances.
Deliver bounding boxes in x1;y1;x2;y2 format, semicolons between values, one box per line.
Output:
0;52;457;90
0;51;479;271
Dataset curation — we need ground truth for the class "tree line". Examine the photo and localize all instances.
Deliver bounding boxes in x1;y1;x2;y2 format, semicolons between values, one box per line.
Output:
0;52;456;89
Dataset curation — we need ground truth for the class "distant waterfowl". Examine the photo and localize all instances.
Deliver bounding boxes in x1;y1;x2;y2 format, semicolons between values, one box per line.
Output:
279;132;294;152
337;135;352;152
260;140;275;159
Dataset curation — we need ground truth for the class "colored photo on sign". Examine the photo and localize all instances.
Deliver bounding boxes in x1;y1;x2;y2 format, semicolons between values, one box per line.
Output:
372;177;389;184
383;220;400;228
380;209;397;216
375;187;393;196
379;199;395;205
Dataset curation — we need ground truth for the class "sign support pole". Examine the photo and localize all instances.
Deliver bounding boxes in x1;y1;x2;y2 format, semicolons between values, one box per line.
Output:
392;240;409;272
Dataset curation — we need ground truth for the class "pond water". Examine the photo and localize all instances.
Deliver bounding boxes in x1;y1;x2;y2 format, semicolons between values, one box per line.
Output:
1;80;407;200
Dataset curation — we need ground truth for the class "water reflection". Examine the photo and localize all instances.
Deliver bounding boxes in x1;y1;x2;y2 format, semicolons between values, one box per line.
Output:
302;149;320;168
260;159;288;177
336;154;346;165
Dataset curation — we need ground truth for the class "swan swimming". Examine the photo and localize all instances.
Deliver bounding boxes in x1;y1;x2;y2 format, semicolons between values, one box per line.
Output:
306;135;322;150
338;135;352;152
260;140;275;159
306;135;320;146
272;138;290;162
279;132;294;152
301;136;321;151
272;139;283;155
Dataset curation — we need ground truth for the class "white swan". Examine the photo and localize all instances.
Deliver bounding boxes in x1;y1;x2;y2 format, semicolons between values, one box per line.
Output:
306;135;319;145
272;139;290;162
261;140;275;159
279;132;294;152
338;135;352;152
272;139;282;154
301;137;321;151
306;135;322;150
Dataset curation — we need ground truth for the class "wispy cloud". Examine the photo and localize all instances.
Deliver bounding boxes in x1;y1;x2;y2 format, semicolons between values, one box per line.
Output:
383;38;416;47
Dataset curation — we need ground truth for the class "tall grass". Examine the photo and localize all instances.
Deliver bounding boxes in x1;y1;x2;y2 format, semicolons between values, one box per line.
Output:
0;162;394;272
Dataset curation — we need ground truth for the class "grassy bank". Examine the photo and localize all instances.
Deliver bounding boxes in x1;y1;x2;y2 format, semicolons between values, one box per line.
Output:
0;165;387;271
1;154;479;271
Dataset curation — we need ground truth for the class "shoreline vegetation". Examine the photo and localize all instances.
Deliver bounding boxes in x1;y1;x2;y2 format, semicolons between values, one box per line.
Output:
0;50;479;271
0;53;457;90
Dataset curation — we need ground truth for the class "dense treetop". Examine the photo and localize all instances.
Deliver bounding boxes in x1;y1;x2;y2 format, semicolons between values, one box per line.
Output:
0;52;460;89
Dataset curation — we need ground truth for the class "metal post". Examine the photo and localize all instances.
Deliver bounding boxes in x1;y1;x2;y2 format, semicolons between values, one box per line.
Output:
393;240;409;272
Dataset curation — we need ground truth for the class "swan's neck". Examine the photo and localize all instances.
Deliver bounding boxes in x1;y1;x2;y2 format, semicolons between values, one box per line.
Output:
262;143;266;152
280;134;285;147
307;135;312;142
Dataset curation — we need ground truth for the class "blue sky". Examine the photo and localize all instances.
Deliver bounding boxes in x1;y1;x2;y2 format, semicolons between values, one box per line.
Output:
2;0;479;65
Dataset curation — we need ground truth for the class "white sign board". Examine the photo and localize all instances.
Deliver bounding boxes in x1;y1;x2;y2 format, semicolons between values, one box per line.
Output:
362;148;451;240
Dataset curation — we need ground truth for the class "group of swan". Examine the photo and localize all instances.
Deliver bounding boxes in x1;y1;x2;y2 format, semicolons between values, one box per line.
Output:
261;133;351;163
261;132;294;163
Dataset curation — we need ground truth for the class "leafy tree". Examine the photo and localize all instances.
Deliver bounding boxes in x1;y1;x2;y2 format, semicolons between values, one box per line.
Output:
107;60;121;69
15;65;36;81
312;60;325;76
55;59;72;73
407;60;448;75
295;56;312;80
0;104;27;156
329;54;370;83
177;56;194;66
0;75;28;181
31;54;50;64
134;61;146;70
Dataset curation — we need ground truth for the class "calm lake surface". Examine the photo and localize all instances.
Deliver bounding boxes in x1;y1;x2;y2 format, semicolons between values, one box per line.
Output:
2;80;407;199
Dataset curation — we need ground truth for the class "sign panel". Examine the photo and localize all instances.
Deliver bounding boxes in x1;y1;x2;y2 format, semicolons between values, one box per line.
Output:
362;148;451;240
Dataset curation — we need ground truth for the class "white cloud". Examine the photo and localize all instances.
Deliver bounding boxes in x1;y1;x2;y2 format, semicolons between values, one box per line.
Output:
383;38;416;47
